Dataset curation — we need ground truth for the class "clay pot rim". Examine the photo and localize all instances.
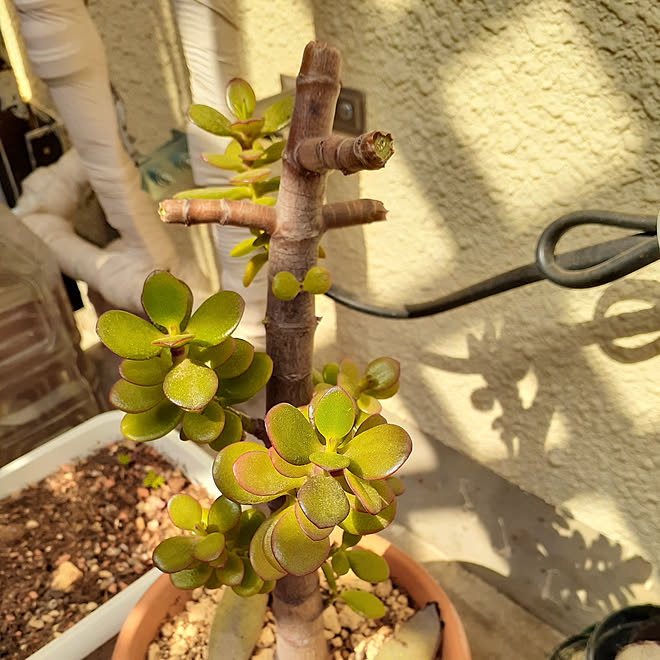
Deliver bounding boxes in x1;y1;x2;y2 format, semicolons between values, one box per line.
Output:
112;534;471;660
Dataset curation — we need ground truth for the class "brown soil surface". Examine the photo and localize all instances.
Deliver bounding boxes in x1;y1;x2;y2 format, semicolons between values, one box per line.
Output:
0;442;209;660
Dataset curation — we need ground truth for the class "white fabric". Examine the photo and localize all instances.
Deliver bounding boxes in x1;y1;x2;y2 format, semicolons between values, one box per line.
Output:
13;0;210;312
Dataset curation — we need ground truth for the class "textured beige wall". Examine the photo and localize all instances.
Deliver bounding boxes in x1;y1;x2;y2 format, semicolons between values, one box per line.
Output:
92;0;658;573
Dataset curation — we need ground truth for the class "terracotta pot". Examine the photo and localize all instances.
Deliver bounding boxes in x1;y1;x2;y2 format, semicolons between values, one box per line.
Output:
113;534;471;660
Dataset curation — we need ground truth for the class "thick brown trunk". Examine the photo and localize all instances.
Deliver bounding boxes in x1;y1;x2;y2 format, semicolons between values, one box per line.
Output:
266;42;341;660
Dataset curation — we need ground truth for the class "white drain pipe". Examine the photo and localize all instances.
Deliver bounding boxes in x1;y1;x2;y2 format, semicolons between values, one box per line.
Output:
11;0;209;311
174;0;267;348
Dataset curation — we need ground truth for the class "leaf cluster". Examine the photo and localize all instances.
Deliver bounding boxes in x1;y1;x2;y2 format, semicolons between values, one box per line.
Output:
212;380;411;581
153;494;274;595
174;79;296;288
96;271;271;444
272;266;332;301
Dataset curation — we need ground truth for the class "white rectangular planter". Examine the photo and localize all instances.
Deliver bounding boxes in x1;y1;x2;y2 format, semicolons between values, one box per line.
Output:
0;410;216;660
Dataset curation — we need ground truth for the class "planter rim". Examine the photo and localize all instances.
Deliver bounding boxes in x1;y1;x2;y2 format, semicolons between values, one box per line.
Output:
113;533;471;660
0;411;215;660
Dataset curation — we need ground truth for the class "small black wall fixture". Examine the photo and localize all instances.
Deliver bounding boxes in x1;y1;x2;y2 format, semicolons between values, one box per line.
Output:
326;210;659;319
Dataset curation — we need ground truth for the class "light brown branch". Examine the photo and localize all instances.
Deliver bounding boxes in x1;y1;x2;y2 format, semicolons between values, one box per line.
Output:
159;198;276;233
294;131;393;174
322;199;388;230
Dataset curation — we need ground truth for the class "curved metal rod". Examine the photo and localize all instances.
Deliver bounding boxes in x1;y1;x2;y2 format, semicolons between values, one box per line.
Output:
325;211;659;319
535;211;658;288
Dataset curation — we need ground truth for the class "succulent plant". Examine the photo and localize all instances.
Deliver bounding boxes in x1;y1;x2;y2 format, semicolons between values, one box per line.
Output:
97;271;271;444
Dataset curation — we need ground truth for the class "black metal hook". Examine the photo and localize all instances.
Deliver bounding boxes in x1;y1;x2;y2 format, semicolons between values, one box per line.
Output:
325;210;660;319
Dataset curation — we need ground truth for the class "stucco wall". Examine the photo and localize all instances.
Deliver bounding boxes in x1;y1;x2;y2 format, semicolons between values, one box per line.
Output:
237;0;660;570
89;0;658;600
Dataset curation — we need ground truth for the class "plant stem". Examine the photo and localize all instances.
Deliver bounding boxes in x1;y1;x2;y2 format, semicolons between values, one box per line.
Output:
266;41;343;660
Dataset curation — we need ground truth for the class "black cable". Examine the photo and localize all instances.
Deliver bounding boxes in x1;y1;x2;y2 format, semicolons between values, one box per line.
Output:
325;211;659;319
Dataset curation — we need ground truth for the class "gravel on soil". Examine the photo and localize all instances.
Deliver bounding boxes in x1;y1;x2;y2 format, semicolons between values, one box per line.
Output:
0;442;210;660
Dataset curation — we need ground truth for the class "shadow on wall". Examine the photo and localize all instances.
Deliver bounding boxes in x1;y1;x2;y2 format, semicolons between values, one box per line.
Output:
422;279;659;465
307;0;660;634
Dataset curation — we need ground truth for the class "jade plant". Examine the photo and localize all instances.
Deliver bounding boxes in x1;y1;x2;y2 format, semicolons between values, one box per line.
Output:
99;41;403;659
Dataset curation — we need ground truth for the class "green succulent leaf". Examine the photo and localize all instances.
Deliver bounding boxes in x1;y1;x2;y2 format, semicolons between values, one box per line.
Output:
269;447;313;478
259;581;275;595
243;252;268;287
141;271;193;332
337;359;361;395
186;290;244;347
189;104;233;136
356;414;387;435
253;140;285;167
250;517;287;581
168;494;203;530
202;151;245;172
232;557;264;597
109;380;164;413
357;393;382;416
182;402;225;443
191;338;236;370
153;536;198;573
212;441;273;504
344;471;394;515
294;501;333;542
97;311;164;360
230;167;270;185
207;496;241;533
309;451;350;471
193;532;225;562
233;450;305;497
302;266;331;295
238;148;264;162
271;506;330;576
266;403;322;465
254;196;276;206
363;357;400;393
119;354;172;386
387;475;406;496
332;549;351;576
347;547;389;583
342;424;412;480
208;409;244;451
230;237;258;258
120;400;183;442
322;363;339;386
261;95;294;134
235;508;267;549
340;500;396;536
216;352;272;404
151;333;194;349
226;79;256;120
339;590;385;619
370;380;400;400
170;562;213;589
214;338;254;379
341;531;362;549
314;387;356;441
297;474;349;529
172;186;252;201
214;551;244;586
163;359;218;412
252;177;280;197
272;271;300;301
230;119;264;142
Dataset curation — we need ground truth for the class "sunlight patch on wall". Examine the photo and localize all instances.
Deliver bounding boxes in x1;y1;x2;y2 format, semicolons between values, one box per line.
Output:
542;410;571;469
438;2;643;226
